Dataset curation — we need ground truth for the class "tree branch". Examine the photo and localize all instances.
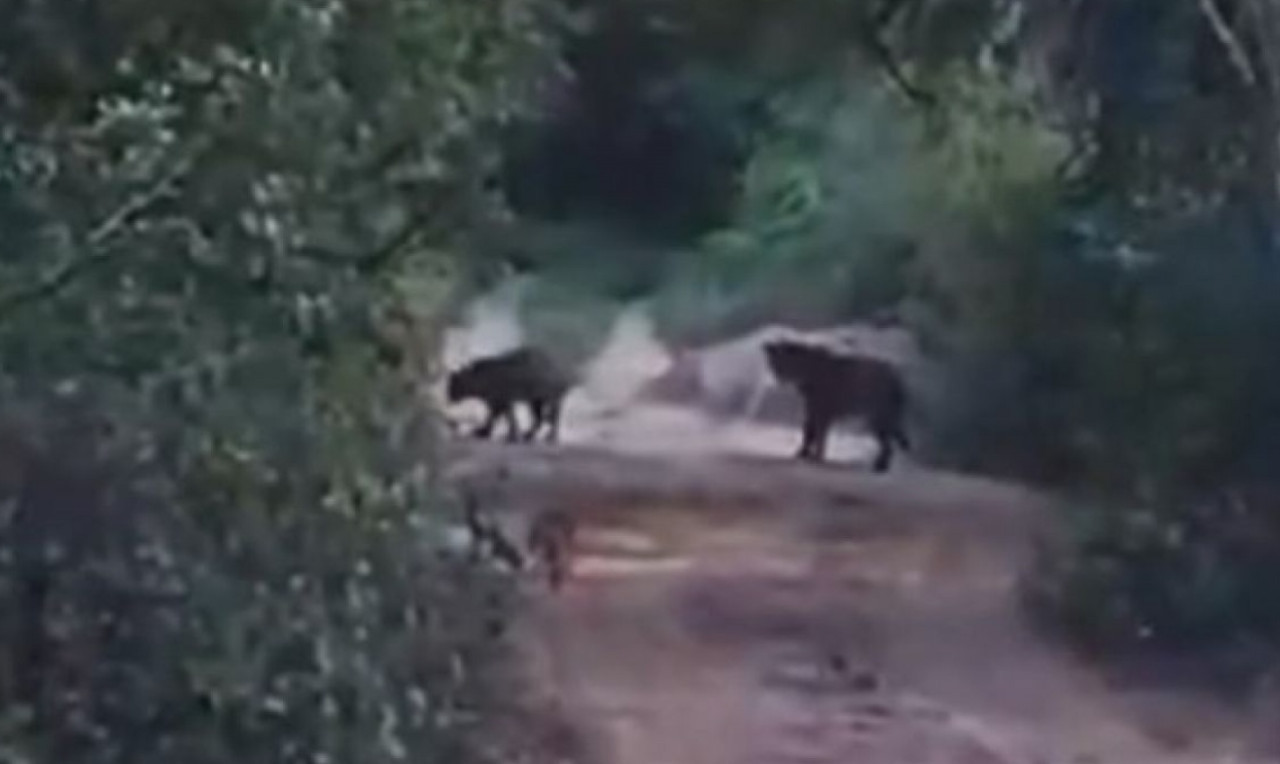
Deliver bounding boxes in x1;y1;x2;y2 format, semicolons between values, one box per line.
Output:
1053;136;1097;185
861;0;936;107
1242;0;1280;97
1198;0;1258;87
0;147;205;321
864;31;937;107
294;199;450;275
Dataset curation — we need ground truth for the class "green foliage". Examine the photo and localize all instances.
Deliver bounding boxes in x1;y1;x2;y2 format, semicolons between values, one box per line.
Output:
0;0;552;760
498;5;754;241
899;64;1077;471
488;0;1012;344
1011;223;1280;647
1026;490;1280;651
903;4;1280;652
651;77;922;343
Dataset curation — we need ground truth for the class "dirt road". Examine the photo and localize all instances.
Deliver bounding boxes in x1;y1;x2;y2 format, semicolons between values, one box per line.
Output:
448;409;1269;764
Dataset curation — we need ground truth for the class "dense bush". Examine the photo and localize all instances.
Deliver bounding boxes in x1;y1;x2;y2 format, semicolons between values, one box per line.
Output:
1011;229;1280;649
497;3;752;243
1025;488;1280;652
900;4;1280;653
0;400;518;763
0;0;552;760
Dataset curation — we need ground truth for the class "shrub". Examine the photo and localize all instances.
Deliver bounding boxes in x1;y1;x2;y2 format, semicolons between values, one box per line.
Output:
0;395;517;764
0;0;553;760
1025;489;1280;652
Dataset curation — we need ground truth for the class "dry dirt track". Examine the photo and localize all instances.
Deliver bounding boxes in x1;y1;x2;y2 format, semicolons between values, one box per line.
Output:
446;403;1275;764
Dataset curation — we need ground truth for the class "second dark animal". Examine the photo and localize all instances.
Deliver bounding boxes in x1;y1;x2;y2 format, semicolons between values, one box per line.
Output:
763;338;910;472
446;347;575;443
525;508;577;592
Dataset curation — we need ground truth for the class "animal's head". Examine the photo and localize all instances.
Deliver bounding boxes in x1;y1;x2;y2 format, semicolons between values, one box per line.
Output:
445;365;477;403
763;339;823;383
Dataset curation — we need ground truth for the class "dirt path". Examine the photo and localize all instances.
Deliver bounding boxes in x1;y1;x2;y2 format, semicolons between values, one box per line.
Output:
450;425;1269;764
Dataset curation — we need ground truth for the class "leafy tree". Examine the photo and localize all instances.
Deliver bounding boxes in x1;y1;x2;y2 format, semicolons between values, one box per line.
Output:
0;0;553;760
903;0;1280;651
498;1;754;242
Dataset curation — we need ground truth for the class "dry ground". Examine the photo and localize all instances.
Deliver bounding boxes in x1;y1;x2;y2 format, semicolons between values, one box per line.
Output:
446;411;1274;764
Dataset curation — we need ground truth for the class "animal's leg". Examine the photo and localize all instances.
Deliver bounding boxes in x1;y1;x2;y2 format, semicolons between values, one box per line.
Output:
811;411;833;462
892;419;910;451
871;437;893;472
473;405;501;439
798;407;823;461
870;416;895;473
545;398;563;444
523;400;546;442
797;410;816;459
500;403;522;442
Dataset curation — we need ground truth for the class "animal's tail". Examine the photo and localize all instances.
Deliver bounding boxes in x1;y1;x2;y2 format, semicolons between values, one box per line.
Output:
890;377;911;451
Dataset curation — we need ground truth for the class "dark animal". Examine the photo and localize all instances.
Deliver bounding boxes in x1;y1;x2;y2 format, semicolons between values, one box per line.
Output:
525;509;577;592
763;339;910;472
445;347;575;443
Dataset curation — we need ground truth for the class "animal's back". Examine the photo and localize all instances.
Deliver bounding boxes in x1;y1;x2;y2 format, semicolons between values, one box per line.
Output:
454;352;520;401
512;347;576;399
457;346;574;400
766;339;906;417
764;337;910;468
839;354;905;418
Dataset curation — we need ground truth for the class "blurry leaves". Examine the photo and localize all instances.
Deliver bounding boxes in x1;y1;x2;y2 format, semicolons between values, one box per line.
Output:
650;76;926;341
0;0;552;761
903;1;1280;653
1027;489;1280;650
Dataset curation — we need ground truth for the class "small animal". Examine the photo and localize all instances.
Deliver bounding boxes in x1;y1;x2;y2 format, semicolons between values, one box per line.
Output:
763;339;910;472
462;494;526;572
525;509;577;591
445;347;575;443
